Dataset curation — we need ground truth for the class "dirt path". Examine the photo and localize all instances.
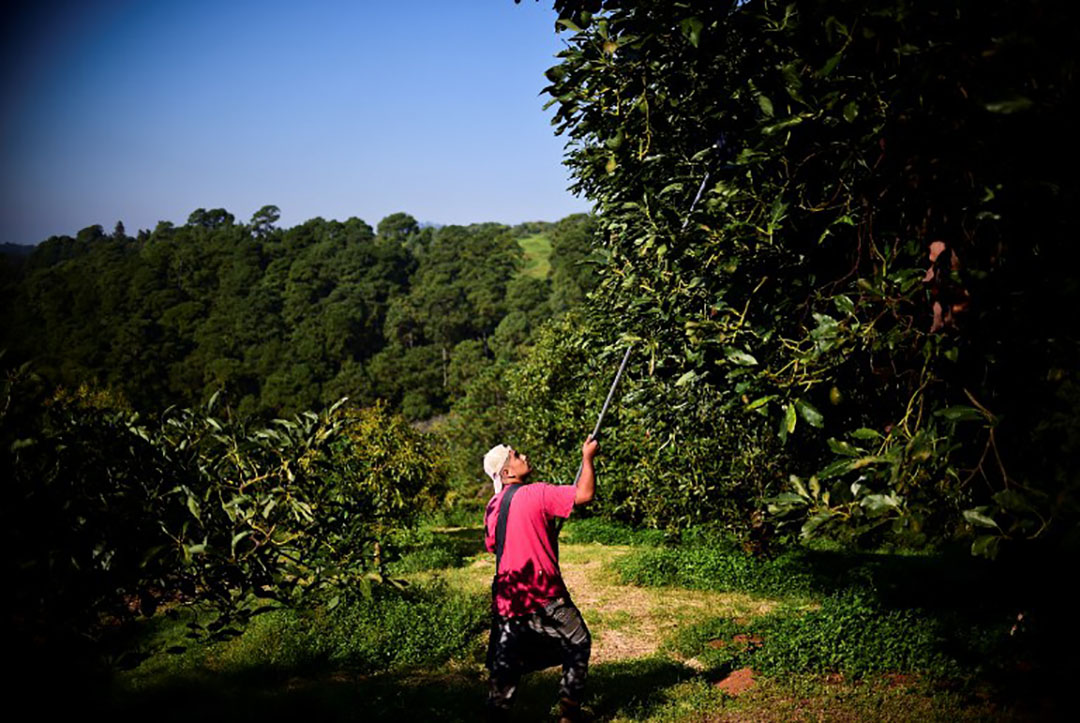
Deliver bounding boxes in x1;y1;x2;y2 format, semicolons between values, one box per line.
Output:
451;541;778;665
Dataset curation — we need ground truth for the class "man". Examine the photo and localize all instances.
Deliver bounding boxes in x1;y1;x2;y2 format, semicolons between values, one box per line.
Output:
483;437;599;722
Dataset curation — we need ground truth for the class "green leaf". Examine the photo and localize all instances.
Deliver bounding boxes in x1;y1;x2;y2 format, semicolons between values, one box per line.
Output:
761;116;804;135
963;508;1000;529
757;94;774;117
842;101;858;122
984;96;1033;114
833;294;855;316
725;348;759;366
745;394;776;411
800;512;834;539
817;458;851;480
861;494;899;516
971;534;1000;559
556;18;583;33
789;474;809;499
818;52;842;77
679;16;704;48
992;489;1032;513
186;494;202;521
766;492;809;516
795;399;824;428
850;427;882;440
850;456;888;469
675;370;698;386
827;437;859;456
230;531;251;556
934;406;984;422
784;402;797;434
357;577;373;602
544;65;566;83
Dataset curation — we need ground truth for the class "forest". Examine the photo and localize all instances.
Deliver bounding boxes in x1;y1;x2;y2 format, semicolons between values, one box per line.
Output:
4;0;1078;719
1;210;595;421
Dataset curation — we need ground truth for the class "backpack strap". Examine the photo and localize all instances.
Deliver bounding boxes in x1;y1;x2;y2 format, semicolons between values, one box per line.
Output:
494;483;522;576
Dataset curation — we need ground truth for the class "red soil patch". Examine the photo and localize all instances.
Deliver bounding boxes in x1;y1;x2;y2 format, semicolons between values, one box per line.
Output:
884;672;917;689
714;667;757;696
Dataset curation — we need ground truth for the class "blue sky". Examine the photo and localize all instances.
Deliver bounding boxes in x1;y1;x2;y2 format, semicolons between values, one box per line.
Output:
0;0;590;244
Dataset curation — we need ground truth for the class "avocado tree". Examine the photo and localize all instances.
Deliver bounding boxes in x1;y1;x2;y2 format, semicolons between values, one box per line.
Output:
3;366;444;644
529;0;1080;554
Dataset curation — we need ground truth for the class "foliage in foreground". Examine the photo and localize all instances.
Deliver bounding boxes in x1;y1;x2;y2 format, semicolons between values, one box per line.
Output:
123;579;487;685
3;365;444;646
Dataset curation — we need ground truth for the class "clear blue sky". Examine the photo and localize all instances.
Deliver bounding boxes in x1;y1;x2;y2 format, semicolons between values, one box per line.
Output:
0;0;590;245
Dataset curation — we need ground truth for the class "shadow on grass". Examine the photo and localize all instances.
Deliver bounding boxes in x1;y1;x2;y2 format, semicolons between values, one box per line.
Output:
624;537;1078;711
437;525;489;560
788;543;1078;675
95;656;700;722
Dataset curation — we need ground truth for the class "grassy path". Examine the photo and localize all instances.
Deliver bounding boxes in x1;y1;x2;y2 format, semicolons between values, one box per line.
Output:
403;534;993;722
442;541;778;666
110;530;1010;722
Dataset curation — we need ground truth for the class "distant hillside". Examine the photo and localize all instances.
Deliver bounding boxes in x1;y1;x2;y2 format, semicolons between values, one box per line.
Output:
0;211;596;421
0;243;36;257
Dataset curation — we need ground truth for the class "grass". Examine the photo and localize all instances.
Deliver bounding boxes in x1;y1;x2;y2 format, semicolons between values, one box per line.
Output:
92;522;1065;721
518;233;552;279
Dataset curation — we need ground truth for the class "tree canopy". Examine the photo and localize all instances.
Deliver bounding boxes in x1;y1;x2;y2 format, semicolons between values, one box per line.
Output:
1;211;596;421
520;0;1080;555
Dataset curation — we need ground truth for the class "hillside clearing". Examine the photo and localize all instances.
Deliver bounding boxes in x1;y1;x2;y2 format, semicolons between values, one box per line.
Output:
517;233;552;278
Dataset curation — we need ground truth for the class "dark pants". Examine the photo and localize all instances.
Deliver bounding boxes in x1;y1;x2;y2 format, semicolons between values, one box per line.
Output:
486;597;591;712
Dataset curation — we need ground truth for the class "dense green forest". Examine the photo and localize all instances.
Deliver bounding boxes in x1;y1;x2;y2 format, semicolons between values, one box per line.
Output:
0;209;597;420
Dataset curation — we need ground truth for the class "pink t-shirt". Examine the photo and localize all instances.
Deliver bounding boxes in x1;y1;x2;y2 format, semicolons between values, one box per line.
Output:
484;482;577;617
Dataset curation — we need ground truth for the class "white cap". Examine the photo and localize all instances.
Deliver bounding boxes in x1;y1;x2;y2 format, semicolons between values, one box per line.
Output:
483;444;512;494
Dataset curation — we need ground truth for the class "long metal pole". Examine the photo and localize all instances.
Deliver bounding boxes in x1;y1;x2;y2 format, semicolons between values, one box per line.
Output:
574;345;633;485
570;166;708;485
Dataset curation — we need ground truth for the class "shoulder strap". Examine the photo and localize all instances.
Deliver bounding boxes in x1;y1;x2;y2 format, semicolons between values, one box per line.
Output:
494;483;522;575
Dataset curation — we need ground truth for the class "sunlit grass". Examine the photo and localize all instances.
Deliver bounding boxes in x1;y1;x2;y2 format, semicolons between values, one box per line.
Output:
518;233;552;278
107;527;1039;721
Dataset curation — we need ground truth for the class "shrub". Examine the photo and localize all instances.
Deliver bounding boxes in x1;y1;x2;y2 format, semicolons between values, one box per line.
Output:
562;517;668;546
387;545;464;574
128;578;488;681
3;366;447;646
670;591;965;679
613;538;823;598
322;580;487;671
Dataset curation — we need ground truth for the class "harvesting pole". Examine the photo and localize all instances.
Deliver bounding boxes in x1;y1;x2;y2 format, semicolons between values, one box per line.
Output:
574;344;633;485
570;148;713;486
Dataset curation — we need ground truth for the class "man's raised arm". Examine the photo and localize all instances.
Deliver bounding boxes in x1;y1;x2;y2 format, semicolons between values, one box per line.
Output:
575;436;599;506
